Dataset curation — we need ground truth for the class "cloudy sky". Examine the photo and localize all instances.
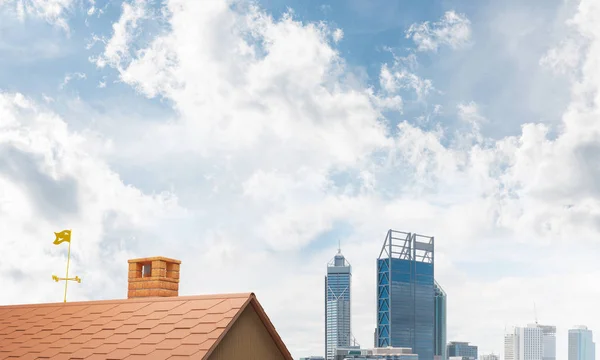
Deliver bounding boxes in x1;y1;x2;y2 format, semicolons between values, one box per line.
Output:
1;0;600;358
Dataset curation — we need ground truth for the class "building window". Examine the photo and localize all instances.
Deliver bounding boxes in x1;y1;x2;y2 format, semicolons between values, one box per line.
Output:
142;263;152;278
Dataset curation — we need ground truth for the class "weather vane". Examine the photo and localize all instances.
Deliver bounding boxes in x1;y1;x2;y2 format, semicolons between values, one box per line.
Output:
51;229;81;302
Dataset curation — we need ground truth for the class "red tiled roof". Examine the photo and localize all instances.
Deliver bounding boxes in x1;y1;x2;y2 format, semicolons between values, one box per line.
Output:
0;293;292;360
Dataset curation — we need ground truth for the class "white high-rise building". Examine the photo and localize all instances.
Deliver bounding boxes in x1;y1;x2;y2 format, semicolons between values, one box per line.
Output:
569;326;595;360
520;325;544;360
505;330;519;360
505;325;545;360
325;249;352;360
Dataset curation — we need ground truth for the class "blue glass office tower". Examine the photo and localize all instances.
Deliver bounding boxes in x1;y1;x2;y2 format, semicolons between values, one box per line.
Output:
434;282;447;360
569;326;595;360
325;249;352;360
377;229;435;360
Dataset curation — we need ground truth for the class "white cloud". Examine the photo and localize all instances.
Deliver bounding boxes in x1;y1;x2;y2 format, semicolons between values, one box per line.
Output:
0;92;186;304
2;0;600;359
59;72;86;89
332;28;344;43
379;57;434;101
93;0;148;69
406;10;472;52
0;0;76;31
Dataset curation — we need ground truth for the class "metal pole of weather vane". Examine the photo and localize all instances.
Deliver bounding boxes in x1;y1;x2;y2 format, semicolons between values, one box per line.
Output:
51;229;82;302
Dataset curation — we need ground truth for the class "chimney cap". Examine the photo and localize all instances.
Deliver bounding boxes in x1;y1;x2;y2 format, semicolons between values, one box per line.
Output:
128;256;181;264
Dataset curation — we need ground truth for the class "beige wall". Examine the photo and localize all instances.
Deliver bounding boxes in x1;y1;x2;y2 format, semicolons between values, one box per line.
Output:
208;305;286;360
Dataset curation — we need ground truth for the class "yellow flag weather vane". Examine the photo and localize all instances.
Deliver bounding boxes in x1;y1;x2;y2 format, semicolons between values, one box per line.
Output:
51;229;81;302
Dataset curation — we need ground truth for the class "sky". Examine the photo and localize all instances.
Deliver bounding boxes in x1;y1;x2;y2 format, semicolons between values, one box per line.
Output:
0;0;599;358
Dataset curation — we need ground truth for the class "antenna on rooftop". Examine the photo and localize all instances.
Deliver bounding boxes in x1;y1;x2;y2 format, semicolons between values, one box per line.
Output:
50;229;82;303
338;238;341;254
534;302;538;325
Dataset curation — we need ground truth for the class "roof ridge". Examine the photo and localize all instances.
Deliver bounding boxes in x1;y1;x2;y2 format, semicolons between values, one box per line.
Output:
0;292;254;308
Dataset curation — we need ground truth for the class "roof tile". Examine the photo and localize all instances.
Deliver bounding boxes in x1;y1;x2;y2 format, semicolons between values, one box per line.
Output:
150;323;176;334
116;338;144;349
126;329;151;339
104;333;131;344
180;333;208;345
165;328;194;340
139;333;166;344
92;343;120;355
105;348;132;359
155;338;182;350
140;349;174;360
130;343;159;355
172;344;203;356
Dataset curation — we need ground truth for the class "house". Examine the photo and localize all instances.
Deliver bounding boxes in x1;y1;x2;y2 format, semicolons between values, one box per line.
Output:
0;256;293;360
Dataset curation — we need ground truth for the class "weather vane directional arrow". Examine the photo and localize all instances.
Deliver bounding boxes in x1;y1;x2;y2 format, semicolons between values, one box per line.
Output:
51;229;82;302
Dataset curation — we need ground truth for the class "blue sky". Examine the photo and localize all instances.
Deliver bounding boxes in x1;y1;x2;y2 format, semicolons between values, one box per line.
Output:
1;0;600;358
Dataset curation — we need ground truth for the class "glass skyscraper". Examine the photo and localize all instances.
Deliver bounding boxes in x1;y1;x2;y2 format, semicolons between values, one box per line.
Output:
434;281;447;360
569;326;595;360
325;248;352;360
377;229;435;360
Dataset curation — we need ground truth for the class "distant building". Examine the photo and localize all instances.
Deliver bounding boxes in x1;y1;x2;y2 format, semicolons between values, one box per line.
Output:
335;347;419;360
481;354;500;360
301;357;326;360
434;282;447;360
326;248;353;360
448;342;478;359
505;325;544;360
569;326;595;360
505;330;519;360
537;325;556;360
376;230;435;360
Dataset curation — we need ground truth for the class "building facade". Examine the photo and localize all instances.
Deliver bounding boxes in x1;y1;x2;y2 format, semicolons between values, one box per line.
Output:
504;331;519;360
335;347;419;360
326;249;353;360
569;326;595;360
448;342;478;359
537;325;556;360
376;230;435;360
505;325;544;360
481;354;500;360
434;282;447;360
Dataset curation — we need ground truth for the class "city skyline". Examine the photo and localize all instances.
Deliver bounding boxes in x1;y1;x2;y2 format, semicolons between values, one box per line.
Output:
2;0;600;358
315;230;585;360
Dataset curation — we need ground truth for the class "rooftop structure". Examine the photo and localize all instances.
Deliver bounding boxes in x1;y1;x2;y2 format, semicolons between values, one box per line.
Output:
0;256;292;360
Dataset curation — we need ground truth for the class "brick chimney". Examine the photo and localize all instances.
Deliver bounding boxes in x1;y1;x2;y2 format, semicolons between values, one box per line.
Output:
127;256;181;298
